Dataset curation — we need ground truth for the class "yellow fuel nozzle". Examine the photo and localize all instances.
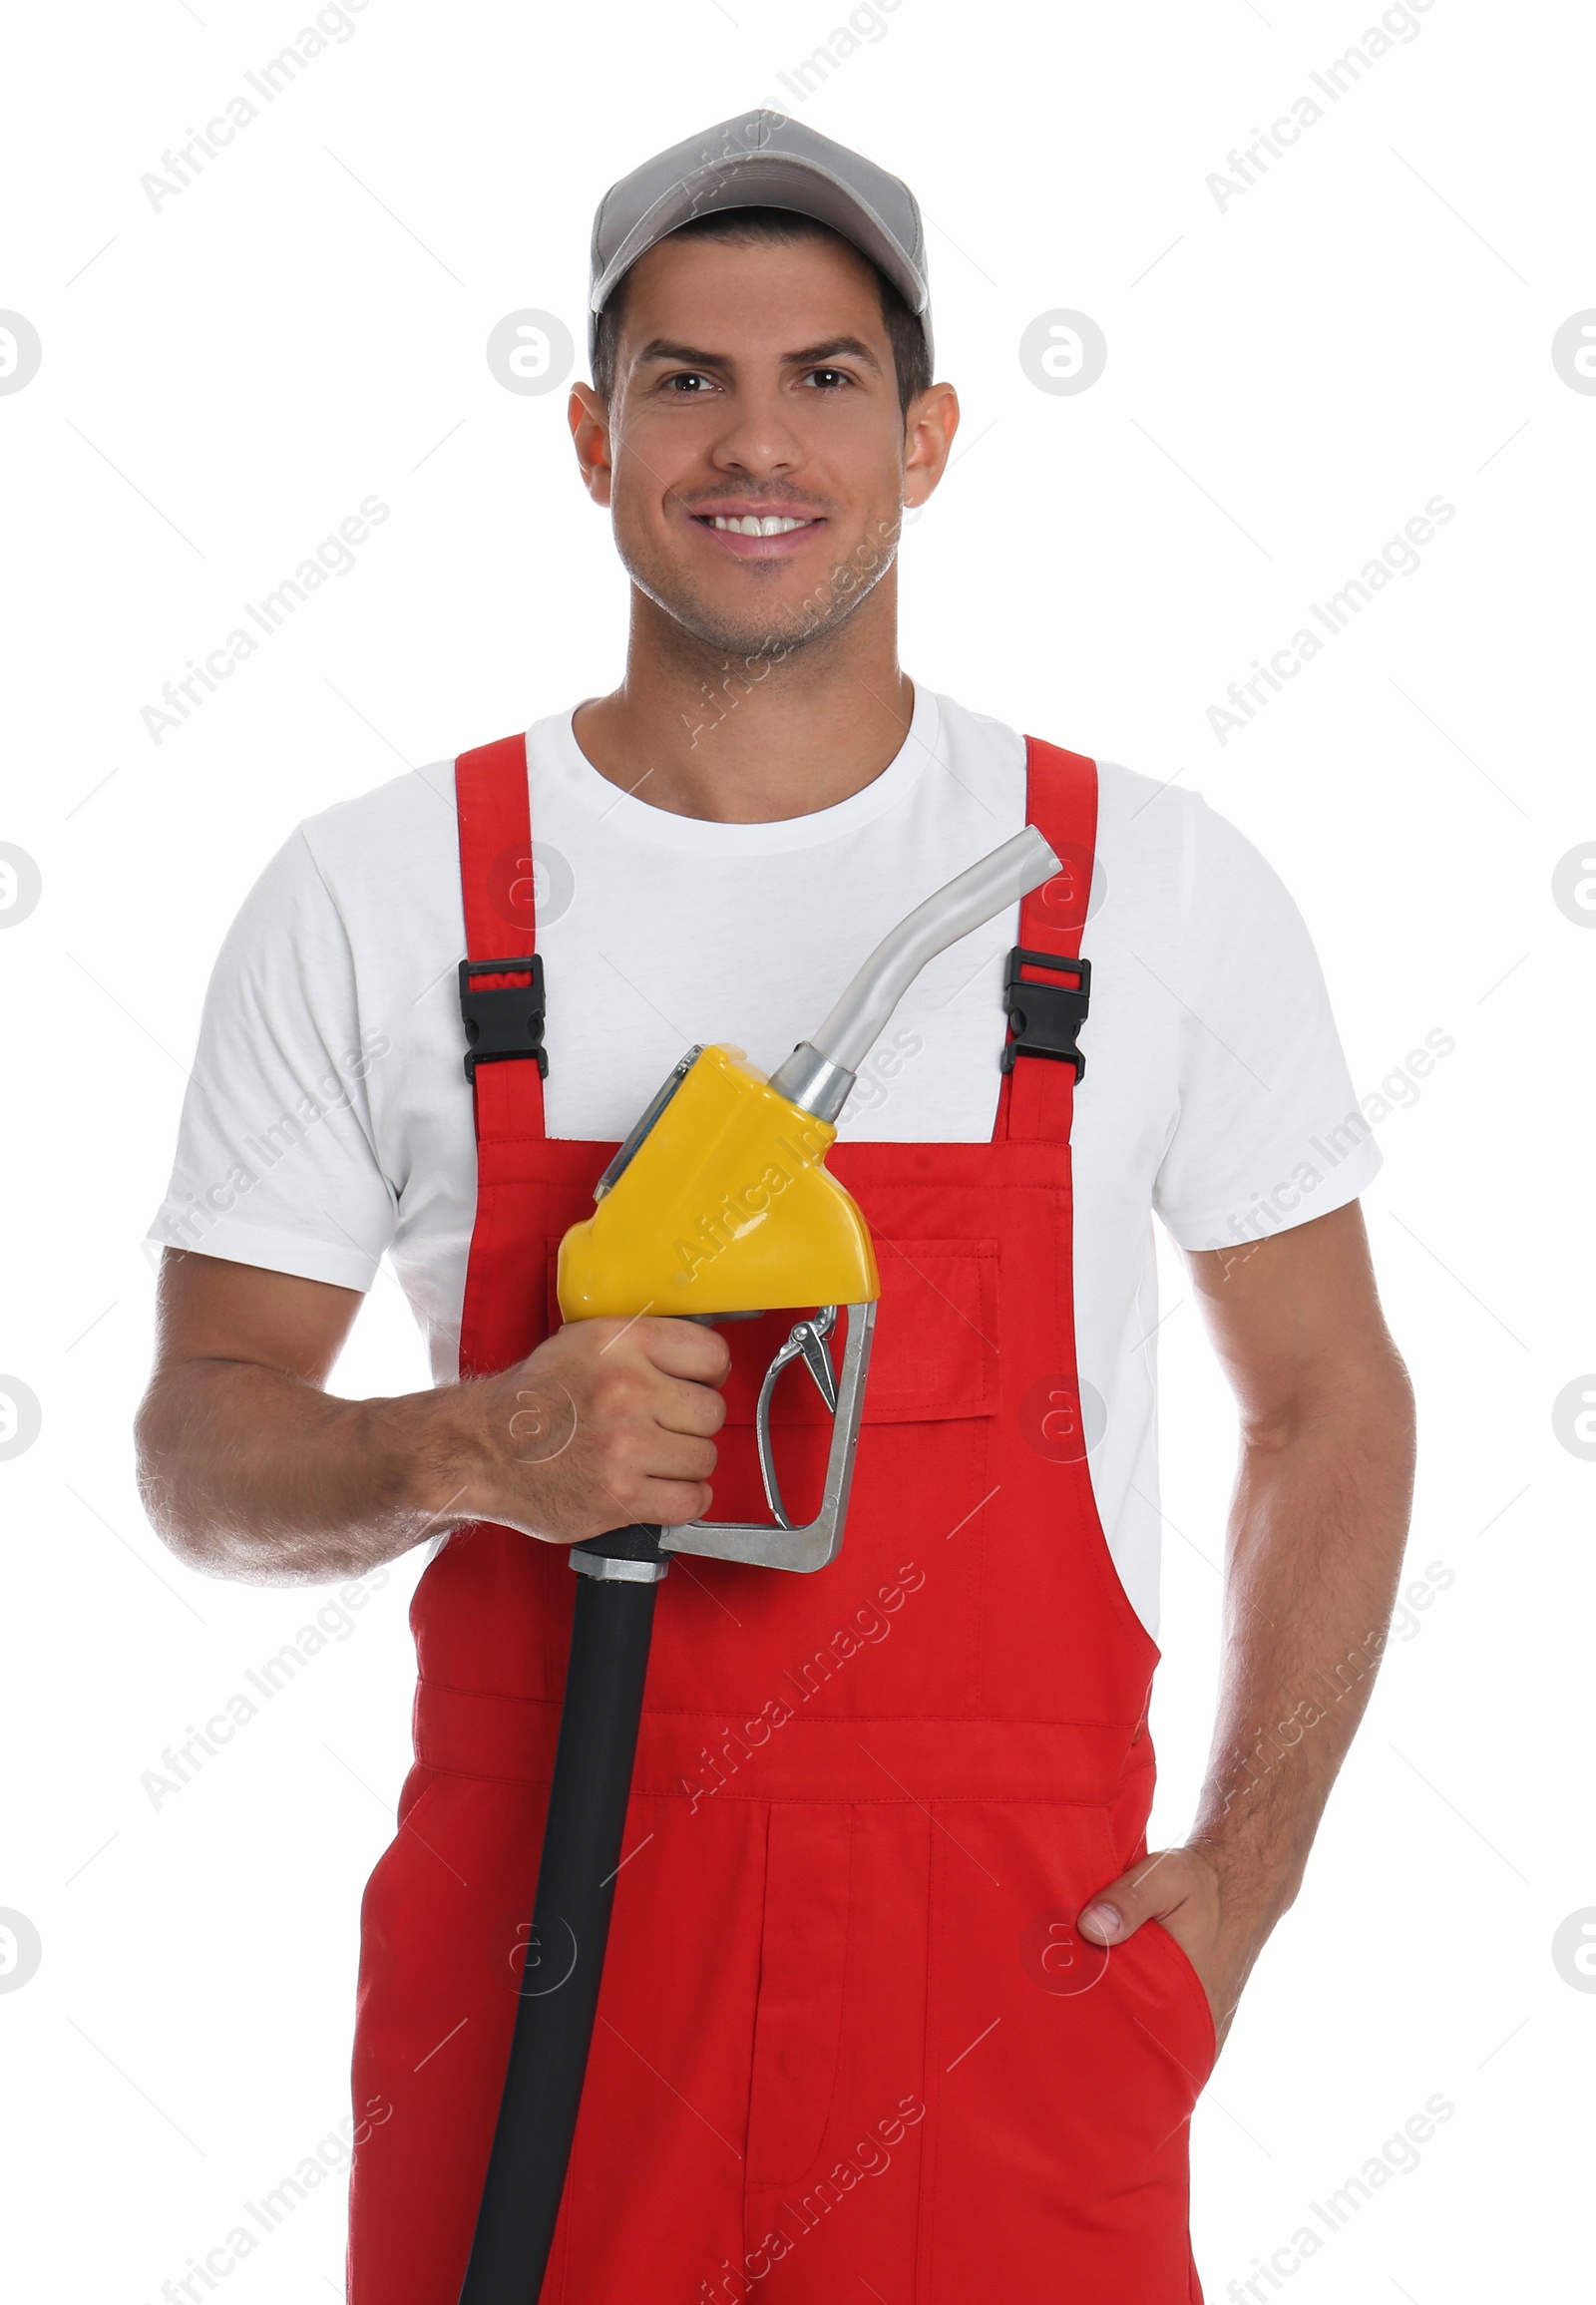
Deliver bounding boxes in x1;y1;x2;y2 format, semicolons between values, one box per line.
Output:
555;824;1062;1572
557;1043;878;1322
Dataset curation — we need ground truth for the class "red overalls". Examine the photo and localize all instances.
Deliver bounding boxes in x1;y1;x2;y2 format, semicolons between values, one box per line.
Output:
346;731;1216;2303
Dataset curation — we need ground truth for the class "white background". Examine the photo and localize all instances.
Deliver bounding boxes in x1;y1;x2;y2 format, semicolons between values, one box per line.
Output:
1;0;1591;2297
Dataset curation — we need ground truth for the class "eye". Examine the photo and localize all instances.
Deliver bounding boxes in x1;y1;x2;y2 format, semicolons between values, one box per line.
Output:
660;370;716;394
804;367;853;389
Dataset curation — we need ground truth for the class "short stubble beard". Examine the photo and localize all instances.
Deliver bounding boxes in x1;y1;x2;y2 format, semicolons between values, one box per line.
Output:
617;522;901;672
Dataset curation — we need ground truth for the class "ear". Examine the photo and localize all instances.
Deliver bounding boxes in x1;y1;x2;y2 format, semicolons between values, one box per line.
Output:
569;381;614;509
903;380;960;512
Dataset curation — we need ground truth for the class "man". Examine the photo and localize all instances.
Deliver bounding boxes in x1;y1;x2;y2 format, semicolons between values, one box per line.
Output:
137;111;1415;2304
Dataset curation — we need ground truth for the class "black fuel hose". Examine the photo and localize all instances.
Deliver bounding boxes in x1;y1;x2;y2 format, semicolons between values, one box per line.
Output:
456;1524;665;2303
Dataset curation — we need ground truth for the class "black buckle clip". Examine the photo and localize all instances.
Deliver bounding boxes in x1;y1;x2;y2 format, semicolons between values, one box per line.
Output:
1000;947;1091;1080
459;954;548;1082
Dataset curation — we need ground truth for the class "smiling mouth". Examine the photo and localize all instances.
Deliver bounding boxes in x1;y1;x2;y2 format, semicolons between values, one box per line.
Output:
692;513;823;536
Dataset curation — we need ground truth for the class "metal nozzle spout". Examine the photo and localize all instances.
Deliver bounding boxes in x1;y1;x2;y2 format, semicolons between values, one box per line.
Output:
768;824;1062;1121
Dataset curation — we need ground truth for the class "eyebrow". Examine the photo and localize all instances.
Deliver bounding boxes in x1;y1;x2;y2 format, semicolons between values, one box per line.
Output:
632;334;884;375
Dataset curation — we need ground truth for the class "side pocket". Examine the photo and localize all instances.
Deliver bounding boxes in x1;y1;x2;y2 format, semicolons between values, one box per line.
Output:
743;1804;853;2188
396;1763;440;1833
1144;1917;1219;2091
1079;1811;1218;2112
357;1765;443;1933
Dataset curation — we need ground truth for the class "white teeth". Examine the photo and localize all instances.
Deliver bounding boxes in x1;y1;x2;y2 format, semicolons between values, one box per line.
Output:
709;514;812;535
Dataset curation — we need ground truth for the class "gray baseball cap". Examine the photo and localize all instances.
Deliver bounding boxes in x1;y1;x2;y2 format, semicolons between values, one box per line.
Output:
589;109;933;371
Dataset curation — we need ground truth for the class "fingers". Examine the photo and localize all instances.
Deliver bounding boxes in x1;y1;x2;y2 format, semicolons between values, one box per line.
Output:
572;1317;728;1437
652;1370;729;1437
482;1316;734;1542
1078;1847;1196;1945
571;1329;726;1440
628;1315;733;1385
618;1475;715;1530
582;1407;718;1532
637;1428;719;1485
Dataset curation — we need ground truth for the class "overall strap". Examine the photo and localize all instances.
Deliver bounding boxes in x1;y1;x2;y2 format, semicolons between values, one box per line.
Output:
454;729;546;1378
994;736;1098;1144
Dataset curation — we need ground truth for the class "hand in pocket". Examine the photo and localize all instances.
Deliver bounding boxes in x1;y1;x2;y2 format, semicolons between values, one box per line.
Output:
1076;1842;1285;2056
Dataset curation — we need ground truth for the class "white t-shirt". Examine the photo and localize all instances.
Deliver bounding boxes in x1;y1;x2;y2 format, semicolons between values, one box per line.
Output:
146;682;1381;1635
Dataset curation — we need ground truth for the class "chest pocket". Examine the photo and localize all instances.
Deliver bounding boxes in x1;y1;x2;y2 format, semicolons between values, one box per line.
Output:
544;1233;1001;1426
706;1234;1001;1430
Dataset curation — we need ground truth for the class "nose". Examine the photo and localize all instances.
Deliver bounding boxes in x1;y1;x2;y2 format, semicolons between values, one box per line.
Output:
704;384;807;481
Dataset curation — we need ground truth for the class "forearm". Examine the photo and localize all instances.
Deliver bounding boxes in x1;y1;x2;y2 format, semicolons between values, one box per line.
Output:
1189;1351;1416;1919
136;1361;462;1585
136;1300;729;1587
